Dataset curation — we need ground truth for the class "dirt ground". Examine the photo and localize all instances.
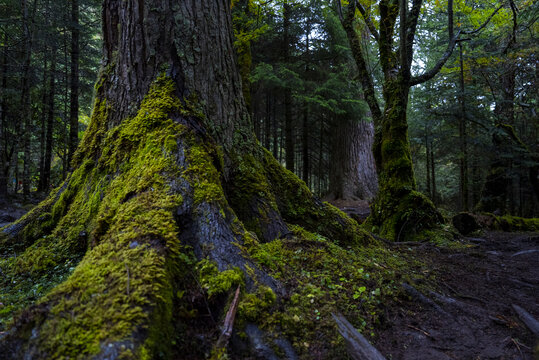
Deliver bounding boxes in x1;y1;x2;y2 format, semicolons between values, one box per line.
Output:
375;231;539;360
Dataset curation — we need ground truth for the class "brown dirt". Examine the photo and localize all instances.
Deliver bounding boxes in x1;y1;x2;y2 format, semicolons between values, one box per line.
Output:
375;231;539;360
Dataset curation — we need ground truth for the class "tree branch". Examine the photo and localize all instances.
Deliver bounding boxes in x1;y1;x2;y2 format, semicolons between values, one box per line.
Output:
406;0;424;68
461;4;504;35
410;0;457;86
354;1;380;42
342;1;382;123
399;0;409;79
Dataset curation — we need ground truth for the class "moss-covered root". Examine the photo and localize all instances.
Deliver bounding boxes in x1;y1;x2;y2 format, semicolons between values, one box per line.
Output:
367;189;444;242
0;76;188;359
0;75;286;359
225;148;375;246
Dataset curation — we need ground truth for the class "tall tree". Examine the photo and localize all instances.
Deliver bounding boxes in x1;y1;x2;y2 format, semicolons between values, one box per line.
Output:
68;0;80;166
337;0;502;240
0;0;370;358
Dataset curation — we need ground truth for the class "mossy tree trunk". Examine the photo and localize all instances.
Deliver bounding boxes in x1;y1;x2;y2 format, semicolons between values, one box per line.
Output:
0;0;371;358
338;0;501;240
339;0;444;240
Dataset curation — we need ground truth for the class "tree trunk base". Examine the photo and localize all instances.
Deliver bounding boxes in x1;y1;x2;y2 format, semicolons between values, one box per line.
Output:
367;189;444;242
0;76;375;359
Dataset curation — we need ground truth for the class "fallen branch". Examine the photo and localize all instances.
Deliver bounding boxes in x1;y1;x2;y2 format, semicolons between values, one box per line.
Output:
217;285;242;348
512;304;539;336
406;324;435;340
210;285;242;359
332;312;387;360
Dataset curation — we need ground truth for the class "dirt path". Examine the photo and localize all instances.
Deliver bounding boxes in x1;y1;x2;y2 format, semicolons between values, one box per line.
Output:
375;231;539;359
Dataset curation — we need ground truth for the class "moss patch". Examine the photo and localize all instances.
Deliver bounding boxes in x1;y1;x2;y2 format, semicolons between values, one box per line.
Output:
0;75;199;359
242;224;429;359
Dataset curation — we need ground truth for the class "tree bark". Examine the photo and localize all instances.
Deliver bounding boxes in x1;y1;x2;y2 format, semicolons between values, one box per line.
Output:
328;118;378;201
0;1;372;358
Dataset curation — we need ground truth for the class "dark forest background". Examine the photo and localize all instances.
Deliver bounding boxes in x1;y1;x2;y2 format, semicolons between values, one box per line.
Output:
1;0;537;216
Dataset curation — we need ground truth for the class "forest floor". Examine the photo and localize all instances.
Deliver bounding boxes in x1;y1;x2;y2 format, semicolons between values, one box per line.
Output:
1;199;537;359
330;199;538;359
374;230;539;360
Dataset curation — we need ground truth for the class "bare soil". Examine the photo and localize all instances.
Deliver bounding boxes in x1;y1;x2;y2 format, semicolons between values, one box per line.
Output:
375;231;539;360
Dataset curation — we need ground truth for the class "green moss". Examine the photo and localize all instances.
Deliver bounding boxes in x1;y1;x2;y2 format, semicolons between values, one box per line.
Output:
0;75;198;358
197;259;244;298
244;225;429;359
238;285;276;321
485;214;539;232
366;188;444;242
185;143;226;205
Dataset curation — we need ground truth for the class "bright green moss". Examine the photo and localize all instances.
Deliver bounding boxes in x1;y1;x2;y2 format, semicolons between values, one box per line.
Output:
197;259;244;298
245;225;429;359
185;143;226;205
494;215;539;232
238;285;276;321
0;75;196;358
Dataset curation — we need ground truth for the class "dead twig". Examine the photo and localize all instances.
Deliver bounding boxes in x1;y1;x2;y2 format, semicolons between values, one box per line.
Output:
511;337;523;356
407;324;435;340
215;285;242;351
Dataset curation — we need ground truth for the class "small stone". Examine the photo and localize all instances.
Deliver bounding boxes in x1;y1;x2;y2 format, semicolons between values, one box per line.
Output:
129;241;139;249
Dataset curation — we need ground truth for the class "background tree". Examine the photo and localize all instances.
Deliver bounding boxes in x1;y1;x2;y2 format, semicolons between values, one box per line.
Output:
0;0;100;200
337;0;509;240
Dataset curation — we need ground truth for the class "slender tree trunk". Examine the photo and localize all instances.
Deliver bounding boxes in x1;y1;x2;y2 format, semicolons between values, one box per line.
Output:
283;0;294;172
431;145;437;204
265;92;271;150
302;105;309;184
458;43;469;211
425;131;431;198
42;41;56;191
0;33;10;198
272;94;278;159
21;0;34;197
68;0;80;167
37;51;49;192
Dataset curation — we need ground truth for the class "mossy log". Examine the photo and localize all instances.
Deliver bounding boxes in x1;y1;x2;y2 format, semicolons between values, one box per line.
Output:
452;212;539;234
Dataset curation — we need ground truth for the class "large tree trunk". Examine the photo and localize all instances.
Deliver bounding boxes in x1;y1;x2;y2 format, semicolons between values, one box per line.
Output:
328;118;377;201
0;1;372;358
